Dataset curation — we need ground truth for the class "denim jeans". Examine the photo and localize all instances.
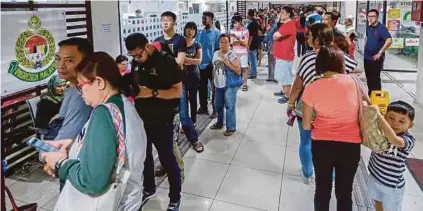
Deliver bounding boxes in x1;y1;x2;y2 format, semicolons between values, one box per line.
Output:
248;49;258;77
180;85;199;143
297;118;313;178
214;86;238;130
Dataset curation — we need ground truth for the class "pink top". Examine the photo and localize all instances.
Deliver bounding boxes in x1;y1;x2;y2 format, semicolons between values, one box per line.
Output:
230;28;249;56
302;74;361;143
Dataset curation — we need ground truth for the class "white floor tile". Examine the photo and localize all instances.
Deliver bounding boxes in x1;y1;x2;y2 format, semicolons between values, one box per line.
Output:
404;170;423;197
279;175;315;211
210;200;265;211
42;195;58;211
143;187;213;211
250;102;289;125
402;194;423;211
286;125;301;148
184;137;241;164
232;139;286;173
244;122;288;146
162;158;229;198
283;146;302;177
216;165;281;211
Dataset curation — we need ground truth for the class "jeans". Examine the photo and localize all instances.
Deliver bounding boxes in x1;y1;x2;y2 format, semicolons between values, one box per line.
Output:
296;32;306;57
312;140;360;211
297;119;313;178
199;64;215;112
142;122;181;202
180;85;199;143
267;44;276;80
214;86;238;130
364;59;384;96
248;49;258;77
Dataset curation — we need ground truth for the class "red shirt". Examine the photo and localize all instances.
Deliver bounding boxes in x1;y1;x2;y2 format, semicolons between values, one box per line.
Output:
273;20;297;61
349;40;356;59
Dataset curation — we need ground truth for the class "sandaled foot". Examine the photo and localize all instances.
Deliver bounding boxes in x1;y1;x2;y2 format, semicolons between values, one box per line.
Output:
242;85;248;91
192;141;204;153
210;122;223;130
223;129;236;136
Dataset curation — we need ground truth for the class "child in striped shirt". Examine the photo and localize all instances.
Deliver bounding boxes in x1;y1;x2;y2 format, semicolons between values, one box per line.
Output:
367;101;416;211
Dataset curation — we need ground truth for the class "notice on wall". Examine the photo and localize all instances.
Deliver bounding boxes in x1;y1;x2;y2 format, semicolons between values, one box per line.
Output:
405;38;419;46
390;38;405;49
1;11;67;96
101;23;112;33
388;20;401;31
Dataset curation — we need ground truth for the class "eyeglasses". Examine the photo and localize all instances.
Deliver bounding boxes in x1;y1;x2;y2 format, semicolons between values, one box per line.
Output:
127;48;144;59
368;15;377;18
76;79;94;94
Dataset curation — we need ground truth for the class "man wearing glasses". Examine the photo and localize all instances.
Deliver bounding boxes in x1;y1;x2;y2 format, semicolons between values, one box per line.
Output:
364;9;392;96
125;33;183;211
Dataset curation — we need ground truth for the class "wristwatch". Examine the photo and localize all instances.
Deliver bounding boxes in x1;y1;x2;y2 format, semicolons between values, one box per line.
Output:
152;89;159;98
55;158;67;178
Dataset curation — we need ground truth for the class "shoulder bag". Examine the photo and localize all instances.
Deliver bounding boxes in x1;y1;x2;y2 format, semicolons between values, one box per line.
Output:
350;74;390;153
54;103;130;211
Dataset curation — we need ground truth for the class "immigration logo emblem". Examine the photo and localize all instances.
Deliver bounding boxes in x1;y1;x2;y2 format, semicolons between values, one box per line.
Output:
8;15;57;82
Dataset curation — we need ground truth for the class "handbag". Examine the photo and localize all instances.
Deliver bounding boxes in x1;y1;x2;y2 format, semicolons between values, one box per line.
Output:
350;75;390;153
54;103;130;211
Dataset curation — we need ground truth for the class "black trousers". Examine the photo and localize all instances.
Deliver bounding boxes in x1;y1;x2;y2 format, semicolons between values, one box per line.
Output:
364;59;384;96
312;141;361;211
296;32;306;57
199;64;215;112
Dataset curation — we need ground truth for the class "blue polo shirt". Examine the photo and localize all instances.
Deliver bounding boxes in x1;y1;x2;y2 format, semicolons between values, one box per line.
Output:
196;27;220;69
364;22;392;60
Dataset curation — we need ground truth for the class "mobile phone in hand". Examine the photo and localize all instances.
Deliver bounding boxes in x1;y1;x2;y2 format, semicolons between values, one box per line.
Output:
27;137;59;153
287;115;296;127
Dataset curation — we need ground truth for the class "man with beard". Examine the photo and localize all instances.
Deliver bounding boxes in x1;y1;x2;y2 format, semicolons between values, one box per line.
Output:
196;11;220;118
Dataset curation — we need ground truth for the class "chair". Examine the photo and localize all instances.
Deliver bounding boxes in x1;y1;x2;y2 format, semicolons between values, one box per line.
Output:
25;96;41;138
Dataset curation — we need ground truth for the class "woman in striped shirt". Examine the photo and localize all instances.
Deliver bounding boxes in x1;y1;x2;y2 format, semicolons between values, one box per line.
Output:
286;23;361;185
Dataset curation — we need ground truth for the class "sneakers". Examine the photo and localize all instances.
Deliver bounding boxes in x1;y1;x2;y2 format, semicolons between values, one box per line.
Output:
277;96;289;104
141;190;156;205
274;91;285;97
300;170;312;185
167;200;181;211
197;108;209;115
209;111;217;119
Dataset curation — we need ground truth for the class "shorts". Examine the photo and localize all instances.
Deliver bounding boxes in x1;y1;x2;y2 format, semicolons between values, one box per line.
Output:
240;55;249;68
367;175;405;211
274;59;293;86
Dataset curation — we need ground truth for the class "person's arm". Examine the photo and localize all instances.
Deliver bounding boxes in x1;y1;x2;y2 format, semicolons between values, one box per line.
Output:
378;26;393;56
58;106;117;194
175;37;187;65
223;56;241;75
288;75;304;106
184;43;202;65
376;111;406;148
215;30;221;51
55;95;91;141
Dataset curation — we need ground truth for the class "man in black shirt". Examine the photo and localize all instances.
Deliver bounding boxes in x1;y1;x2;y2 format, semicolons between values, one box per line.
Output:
247;9;260;79
125;33;182;211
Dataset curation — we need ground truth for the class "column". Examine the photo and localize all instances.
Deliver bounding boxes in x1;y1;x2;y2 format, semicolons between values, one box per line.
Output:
415;26;423;106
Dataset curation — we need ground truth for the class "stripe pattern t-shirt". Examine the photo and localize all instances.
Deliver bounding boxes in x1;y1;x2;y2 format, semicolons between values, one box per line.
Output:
297;51;358;87
368;132;416;188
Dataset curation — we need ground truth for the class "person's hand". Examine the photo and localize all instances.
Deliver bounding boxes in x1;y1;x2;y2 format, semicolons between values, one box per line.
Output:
138;86;153;98
41;150;68;177
44;139;73;152
373;52;382;61
287;104;295;118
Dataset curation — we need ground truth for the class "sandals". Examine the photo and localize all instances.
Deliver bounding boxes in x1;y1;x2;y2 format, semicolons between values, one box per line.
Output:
210;122;223;130
242;85;248;91
223;129;236;136
192;141;204;153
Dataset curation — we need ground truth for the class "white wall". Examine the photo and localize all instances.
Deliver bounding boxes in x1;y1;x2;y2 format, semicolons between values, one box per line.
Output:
415;27;423;106
90;0;121;58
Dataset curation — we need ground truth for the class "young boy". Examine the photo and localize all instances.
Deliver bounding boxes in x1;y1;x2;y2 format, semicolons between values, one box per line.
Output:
368;100;416;211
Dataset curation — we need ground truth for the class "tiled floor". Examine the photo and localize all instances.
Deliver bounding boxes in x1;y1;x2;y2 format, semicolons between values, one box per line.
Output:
5;54;423;211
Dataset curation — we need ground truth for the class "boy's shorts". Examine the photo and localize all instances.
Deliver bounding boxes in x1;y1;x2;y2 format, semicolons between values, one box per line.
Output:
367;175;405;211
240;55;249;68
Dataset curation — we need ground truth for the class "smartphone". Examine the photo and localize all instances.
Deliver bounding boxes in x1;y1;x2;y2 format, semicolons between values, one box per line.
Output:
27;137;59;153
287;115;296;127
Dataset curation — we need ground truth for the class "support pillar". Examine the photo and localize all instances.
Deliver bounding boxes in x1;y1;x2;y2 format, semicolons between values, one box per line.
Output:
415;25;423;106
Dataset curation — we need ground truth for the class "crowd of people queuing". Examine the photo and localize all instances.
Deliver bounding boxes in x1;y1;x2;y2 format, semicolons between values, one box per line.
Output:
29;4;416;211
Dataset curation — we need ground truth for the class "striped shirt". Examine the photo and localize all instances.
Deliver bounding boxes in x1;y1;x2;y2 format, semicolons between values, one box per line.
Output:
368;132;416;188
297;51;358;87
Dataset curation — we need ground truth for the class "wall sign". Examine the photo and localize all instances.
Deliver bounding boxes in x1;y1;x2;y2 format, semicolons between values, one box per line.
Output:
1;11;67;96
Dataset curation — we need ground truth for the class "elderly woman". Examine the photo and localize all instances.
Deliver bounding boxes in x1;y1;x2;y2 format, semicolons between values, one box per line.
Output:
42;52;147;211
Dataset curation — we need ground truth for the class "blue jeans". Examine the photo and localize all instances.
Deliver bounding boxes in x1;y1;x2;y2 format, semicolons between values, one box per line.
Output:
180;85;199;143
297;118;313;178
248;49;258;77
214;86;238;130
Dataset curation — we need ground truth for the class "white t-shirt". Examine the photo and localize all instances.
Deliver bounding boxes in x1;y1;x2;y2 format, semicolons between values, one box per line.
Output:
212;50;238;88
